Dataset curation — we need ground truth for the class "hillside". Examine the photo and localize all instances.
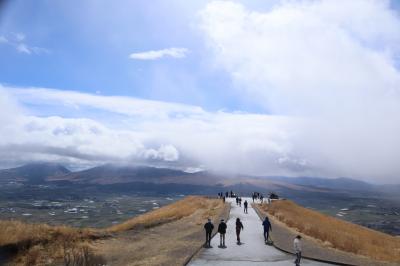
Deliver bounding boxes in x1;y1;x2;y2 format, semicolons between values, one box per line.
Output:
48;164;189;184
254;200;400;264
0;196;228;265
0;163;70;184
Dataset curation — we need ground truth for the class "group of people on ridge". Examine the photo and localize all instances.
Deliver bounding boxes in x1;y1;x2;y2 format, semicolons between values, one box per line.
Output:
205;192;303;265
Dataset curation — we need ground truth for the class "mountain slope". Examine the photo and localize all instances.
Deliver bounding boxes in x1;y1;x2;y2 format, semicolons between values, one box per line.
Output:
0;163;70;184
49;164;189;184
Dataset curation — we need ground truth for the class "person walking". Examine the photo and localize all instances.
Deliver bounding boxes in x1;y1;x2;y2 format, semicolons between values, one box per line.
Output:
218;219;227;248
262;216;272;243
294;235;302;265
243;200;248;214
236;196;239;206
203;218;214;248
235;218;244;244
239;197;242;207
223;196;226;203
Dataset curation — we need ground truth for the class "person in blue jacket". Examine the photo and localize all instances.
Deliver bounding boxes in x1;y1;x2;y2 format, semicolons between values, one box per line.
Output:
262;216;272;243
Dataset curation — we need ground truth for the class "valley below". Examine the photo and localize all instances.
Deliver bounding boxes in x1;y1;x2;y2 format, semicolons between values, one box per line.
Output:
0;163;399;236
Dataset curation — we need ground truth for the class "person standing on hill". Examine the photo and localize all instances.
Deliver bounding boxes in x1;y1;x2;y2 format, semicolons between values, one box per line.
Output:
218;219;227;248
262;216;272;243
204;218;214;248
293;235;302;266
235;218;244;244
243;200;248;213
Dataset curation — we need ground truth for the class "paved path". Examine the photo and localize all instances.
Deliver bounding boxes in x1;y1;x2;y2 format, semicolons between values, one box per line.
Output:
188;198;332;266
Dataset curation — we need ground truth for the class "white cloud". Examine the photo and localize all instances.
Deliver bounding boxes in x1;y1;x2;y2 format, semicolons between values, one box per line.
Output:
129;47;189;60
16;43;31;54
0;85;298;177
14;33;25;42
0;32;49;55
199;1;400;182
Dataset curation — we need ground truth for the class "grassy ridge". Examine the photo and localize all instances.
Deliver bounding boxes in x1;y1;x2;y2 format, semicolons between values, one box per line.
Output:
0;196;220;265
259;200;400;263
108;196;220;232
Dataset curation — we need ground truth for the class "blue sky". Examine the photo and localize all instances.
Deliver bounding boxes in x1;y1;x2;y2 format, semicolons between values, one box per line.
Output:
0;0;276;113
1;0;400;183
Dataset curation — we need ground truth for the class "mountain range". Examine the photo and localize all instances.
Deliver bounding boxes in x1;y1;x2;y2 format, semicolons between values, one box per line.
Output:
0;163;397;196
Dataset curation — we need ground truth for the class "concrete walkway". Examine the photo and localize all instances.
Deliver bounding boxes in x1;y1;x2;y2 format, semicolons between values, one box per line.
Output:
188;197;332;266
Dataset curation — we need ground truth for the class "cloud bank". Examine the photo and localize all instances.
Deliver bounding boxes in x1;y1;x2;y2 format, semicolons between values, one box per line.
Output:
199;0;400;182
1;85;297;176
129;47;189;60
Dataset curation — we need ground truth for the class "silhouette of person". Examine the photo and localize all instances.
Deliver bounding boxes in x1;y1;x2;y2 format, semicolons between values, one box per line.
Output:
235;218;244;244
236;196;239;206
204;218;214;248
262;216;272;243
218;219;227;248
294;235;302;265
223;196;226;203
244;200;248;214
239;197;242;207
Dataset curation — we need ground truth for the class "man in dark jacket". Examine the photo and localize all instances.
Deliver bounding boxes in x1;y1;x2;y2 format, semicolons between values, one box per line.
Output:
262;216;272;243
236;218;244;244
243;200;248;214
204;218;214;247
218;219;227;248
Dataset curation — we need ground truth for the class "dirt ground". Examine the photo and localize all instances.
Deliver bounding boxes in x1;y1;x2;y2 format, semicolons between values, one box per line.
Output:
92;199;230;266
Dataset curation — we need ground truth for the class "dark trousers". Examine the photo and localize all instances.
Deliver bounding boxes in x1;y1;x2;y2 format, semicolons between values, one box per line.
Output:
263;230;270;241
219;233;225;246
236;229;241;242
295;252;301;265
244;206;248;213
205;231;212;246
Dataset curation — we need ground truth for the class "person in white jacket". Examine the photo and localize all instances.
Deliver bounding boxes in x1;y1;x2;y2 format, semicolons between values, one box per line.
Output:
293;235;302;265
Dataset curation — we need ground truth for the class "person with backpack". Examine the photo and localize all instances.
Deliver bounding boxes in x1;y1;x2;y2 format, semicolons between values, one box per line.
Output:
203;218;214;248
243;200;248;214
235;218;244;244
218;219;227;248
262;216;272;243
294;235;302;265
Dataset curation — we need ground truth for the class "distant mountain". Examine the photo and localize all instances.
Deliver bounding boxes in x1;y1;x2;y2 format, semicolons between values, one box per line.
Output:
0;163;70;184
49;164;190;184
264;176;376;192
48;164;325;193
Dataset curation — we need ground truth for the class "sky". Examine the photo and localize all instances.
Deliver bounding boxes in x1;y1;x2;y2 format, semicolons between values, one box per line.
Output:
1;0;400;183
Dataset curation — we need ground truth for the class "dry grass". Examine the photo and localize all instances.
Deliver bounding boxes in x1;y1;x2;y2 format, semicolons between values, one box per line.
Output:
0;220;102;265
258;200;400;263
93;196;228;266
108;196;220;233
0;196;225;265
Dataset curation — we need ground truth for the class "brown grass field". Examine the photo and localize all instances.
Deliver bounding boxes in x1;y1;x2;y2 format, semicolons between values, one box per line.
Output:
258;200;400;264
0;196;226;265
93;196;228;265
108;196;220;233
